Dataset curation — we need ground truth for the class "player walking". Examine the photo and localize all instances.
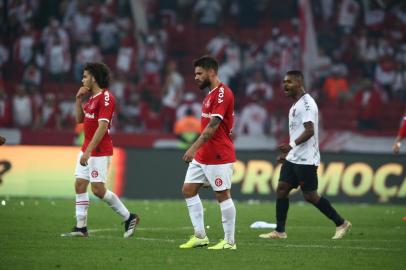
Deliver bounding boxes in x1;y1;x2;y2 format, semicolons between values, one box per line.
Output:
61;62;139;238
259;70;351;240
179;56;237;250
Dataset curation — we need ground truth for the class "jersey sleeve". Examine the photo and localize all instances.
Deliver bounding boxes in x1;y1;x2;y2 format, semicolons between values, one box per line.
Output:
98;92;115;123
211;87;231;120
301;99;317;124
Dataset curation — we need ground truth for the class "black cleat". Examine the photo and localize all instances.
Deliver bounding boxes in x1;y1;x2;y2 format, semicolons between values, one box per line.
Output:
61;227;89;237
123;213;140;238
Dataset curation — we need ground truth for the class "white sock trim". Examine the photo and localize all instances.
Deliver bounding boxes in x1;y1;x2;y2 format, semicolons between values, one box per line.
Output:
185;194;201;207
219;198;234;210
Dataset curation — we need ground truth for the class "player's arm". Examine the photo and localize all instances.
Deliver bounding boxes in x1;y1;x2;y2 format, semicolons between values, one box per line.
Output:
278;121;314;153
182;116;221;162
79;120;109;166
75;87;89;123
393;117;406;154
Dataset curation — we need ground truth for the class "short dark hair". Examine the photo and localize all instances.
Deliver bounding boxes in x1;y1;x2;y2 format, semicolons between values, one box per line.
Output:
84;62;111;88
193;55;218;73
286;70;304;84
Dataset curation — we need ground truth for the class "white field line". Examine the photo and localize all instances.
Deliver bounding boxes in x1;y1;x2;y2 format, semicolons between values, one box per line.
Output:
89;226;191;233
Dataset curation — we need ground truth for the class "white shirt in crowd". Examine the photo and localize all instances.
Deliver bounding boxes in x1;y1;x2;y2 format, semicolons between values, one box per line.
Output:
286;93;320;166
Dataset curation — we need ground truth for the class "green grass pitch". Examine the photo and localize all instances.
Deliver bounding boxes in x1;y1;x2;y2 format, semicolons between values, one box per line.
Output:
0;197;405;270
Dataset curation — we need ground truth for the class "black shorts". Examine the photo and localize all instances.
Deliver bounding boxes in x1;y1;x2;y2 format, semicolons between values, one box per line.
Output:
279;160;318;192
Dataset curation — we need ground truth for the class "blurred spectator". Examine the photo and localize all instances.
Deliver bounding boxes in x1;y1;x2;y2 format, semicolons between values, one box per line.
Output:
96;13;120;54
22;62;42;88
161;60;184;131
206;33;229;61
115;36;137;80
0;42;10;69
0;80;12;127
45;34;71;81
35;93;61;129
41;17;70;52
392;63;406;101
193;0;223;26
176;93;202;120
354;81;383;130
236;94;268;136
12;85;34;128
374;56;395;98
322;66;350;101
246;70;273;101
139;35;165;86
337;0;360;35
120;90;142;132
59;97;76;129
13;22;36;67
173;107;201;149
66;2;92;43
74;37;102;82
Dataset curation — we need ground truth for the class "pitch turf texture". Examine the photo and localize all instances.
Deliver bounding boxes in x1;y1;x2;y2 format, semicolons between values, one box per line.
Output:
0;198;405;270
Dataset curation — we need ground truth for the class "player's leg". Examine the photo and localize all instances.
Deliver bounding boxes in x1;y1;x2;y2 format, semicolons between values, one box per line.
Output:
205;163;236;250
61;152;90;237
90;156;139;238
180;160;208;248
259;161;296;239
300;165;351;239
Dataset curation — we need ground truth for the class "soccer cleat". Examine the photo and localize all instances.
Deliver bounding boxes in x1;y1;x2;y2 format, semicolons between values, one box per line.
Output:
207;239;237;250
332;220;352;239
124;213;140;238
259;231;287;239
61;227;88;237
179;235;209;249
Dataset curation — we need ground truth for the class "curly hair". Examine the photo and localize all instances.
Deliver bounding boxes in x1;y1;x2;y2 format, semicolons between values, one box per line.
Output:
84;62;111;88
193;55;218;73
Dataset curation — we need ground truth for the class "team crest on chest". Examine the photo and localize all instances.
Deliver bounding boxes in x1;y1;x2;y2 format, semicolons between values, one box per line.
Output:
292;109;296;117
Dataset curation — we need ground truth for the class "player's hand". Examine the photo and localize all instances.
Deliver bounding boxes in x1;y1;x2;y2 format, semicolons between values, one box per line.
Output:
183;148;196;163
76;86;90;99
0;136;5;145
80;152;90;166
277;153;287;163
278;143;292;153
392;142;401;154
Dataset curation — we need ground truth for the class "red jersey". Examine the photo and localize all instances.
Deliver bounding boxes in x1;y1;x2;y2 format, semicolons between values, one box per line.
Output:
81;90;115;156
195;83;236;164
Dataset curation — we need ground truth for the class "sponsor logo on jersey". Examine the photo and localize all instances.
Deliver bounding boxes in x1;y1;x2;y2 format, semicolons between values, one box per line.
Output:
218;87;224;103
215;177;223;187
91;170;99;178
85;112;95;119
104;92;110;106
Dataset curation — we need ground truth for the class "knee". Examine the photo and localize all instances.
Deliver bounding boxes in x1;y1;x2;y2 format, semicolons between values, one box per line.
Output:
303;193;319;204
276;185;289;198
182;186;196;198
91;186;105;199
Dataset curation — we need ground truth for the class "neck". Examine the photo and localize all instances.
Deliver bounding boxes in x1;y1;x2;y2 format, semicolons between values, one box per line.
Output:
91;87;103;96
293;89;305;101
210;78;221;90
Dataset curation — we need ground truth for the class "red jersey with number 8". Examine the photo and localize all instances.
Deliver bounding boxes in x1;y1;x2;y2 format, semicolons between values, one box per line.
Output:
195;83;236;164
82;90;115;156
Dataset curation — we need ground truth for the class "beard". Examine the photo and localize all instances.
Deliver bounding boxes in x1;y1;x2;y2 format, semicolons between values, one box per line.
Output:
198;78;211;90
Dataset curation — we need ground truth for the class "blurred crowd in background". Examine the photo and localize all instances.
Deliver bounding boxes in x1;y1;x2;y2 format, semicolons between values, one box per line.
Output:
1;0;405;141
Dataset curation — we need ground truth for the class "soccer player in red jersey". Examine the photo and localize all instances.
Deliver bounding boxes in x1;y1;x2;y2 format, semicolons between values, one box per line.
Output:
179;56;237;250
392;109;406;154
61;62;139;238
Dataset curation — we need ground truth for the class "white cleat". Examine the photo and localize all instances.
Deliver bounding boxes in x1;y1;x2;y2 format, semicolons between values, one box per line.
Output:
259;231;287;239
332;220;352;239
